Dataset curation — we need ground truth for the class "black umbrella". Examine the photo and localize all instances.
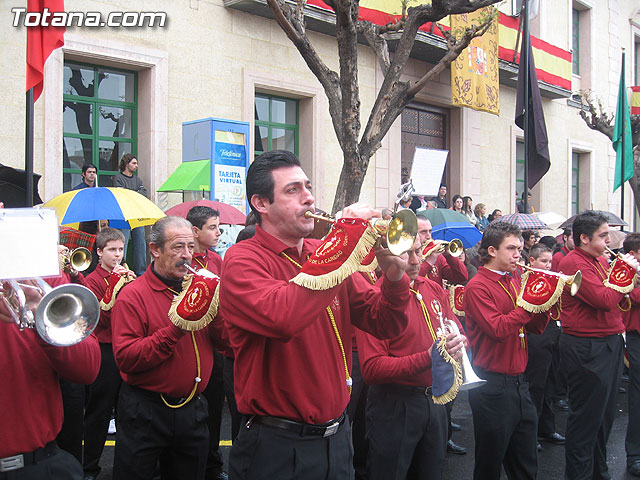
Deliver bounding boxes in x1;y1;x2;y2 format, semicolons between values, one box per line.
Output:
0;163;42;207
559;210;627;228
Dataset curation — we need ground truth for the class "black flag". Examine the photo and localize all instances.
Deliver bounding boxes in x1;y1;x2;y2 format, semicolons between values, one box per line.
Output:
515;42;550;188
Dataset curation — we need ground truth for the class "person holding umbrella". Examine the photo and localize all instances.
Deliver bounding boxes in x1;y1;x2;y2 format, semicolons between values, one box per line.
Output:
113;154;148;277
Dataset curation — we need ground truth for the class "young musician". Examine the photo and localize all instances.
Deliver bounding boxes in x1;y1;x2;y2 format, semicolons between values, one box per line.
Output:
558;211;639;480
220;150;410;479
82;228;132;480
356;236;466;480
417;214;468;287
463;222;549;480
186;206;227;480
523;243;565;450
620;233;640;477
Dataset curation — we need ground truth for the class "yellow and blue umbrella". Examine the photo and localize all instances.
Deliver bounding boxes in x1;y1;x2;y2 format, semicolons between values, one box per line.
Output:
43;187;165;229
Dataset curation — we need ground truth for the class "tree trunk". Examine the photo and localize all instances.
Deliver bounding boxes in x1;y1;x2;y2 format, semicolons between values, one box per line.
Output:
331;152;368;213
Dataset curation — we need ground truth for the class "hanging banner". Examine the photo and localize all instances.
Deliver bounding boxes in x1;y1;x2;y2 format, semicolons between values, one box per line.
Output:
450;8;499;115
632;86;640;115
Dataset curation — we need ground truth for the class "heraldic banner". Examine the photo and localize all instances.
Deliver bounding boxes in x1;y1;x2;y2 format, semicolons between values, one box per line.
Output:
450;7;499;115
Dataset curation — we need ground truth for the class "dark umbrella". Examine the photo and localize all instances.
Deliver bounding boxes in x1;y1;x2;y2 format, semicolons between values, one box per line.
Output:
559;210;627;228
0;164;42;207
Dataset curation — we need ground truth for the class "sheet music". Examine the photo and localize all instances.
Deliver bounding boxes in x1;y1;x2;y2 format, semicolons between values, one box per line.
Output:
410;148;449;197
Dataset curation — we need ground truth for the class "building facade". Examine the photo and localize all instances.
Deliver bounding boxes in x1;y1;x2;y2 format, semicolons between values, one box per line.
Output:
1;0;639;222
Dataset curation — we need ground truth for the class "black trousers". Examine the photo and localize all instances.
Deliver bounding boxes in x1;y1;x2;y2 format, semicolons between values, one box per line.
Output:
366;384;447;480
57;380;84;463
626;331;640;466
524;322;560;435
468;369;538;480
83;342;122;477
0;443;83;480
222;356;241;442
113;382;209;480
229;415;353;480
203;350;225;478
560;333;623;480
346;351;368;480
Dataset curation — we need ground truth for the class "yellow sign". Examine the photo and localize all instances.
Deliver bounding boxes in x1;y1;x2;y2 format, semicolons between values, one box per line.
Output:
450;8;499;115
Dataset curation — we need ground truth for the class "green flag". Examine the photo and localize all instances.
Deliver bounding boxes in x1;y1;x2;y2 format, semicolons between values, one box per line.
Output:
613;53;633;191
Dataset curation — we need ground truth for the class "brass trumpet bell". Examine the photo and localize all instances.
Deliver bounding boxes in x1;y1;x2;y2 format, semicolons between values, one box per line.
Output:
563;271;581;296
67;247;92;272
439;239;464;258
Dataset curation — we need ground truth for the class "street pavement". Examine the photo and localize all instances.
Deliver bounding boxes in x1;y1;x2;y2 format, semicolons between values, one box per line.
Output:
97;376;635;479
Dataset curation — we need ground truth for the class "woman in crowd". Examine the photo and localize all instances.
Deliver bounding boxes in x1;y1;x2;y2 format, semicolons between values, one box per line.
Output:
474;203;489;231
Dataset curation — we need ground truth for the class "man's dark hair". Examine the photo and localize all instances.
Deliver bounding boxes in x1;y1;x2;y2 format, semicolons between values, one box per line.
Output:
82;164;97;175
416;213;429;223
529;242;552;260
119;153;136;173
538;236;557;250
478;222;521;266
186;206;220;229
236;224;257;243
96;227;125;250
563;226;572;238
572;210;608;247
623;233;640;254
246;150;301;224
522;230;537;242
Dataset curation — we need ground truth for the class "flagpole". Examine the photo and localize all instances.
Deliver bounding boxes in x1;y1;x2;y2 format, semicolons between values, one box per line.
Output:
522;0;530;214
25;88;34;208
620;50;625;223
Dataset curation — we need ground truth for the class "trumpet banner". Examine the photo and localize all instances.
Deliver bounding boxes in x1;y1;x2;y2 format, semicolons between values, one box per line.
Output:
100;272;127;311
450;7;500;115
169;274;220;331
448;285;465;316
431;336;464;405
604;258;637;294
291;218;379;290
421;240;441;259
517;270;564;313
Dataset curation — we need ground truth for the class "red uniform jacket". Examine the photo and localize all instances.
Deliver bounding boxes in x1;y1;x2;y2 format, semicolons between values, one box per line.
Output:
419;253;468;287
84;265;112;343
0;323;99;457
558;248;624;337
112;267;221;396
357;276;463;387
552;246;571;272
464;266;548;375
622;288;640;334
220;226;410;424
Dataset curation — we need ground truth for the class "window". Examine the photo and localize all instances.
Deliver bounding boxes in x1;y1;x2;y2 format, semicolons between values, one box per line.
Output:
572;9;580;75
62;62;137;191
516;140;525;199
571;152;580;216
401;105;447;185
254;94;299;156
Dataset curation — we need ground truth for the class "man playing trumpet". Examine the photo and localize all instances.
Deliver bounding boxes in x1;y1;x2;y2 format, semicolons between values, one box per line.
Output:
112;216;224;479
220;150;411;480
558;211;639;480
356;235;466;480
463;222;550;480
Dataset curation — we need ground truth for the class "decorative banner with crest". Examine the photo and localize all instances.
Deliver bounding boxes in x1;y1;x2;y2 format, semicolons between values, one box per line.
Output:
100;272;127;311
169;274;220;331
517;270;564;313
604;258;637;294
431;336;464;405
448;284;465;316
450;7;499;115
291;218;379;290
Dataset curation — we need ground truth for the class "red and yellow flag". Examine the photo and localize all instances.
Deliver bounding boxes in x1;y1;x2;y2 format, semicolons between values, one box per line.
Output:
450;8;499;115
632;86;640;115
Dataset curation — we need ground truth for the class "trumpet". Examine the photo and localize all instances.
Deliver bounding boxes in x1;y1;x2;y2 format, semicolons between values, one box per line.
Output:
605;247;640;273
516;262;582;296
1;278;99;346
436;319;486;391
183;263;218;279
60;247;92;274
304;209;418;256
435;239;465;257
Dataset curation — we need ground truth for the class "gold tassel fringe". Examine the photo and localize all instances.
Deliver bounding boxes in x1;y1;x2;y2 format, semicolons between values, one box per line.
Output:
449;287;464;316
